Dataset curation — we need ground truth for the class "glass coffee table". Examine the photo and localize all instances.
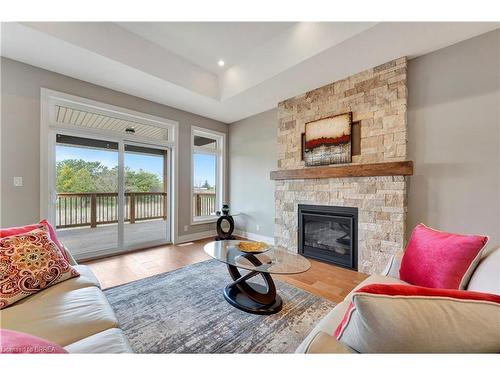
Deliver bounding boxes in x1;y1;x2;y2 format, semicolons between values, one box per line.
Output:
204;240;311;315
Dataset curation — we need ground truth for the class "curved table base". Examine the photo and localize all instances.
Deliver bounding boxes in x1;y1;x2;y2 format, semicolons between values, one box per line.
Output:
223;283;283;315
224;263;283;315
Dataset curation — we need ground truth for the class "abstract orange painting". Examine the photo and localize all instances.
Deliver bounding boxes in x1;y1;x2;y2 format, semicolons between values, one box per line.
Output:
304;112;352;166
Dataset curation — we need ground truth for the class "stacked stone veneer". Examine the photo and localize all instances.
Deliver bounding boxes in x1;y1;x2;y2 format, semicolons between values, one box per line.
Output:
275;57;408;274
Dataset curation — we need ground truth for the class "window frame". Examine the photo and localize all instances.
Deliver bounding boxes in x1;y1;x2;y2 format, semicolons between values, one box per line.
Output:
190;126;226;225
40;88;180;255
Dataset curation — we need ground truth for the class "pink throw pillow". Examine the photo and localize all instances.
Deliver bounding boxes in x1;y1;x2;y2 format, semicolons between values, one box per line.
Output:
0;222;41;237
0;329;67;354
0;219;68;262
399;224;488;289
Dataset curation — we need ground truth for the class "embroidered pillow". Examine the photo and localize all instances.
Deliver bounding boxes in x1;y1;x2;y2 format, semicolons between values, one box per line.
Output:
0;220;69;262
334;284;500;353
399;224;488;289
0;329;67;354
0;227;79;309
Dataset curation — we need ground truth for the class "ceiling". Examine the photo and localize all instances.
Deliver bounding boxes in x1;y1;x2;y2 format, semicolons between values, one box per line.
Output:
55;105;169;141
1;22;499;123
116;22;297;74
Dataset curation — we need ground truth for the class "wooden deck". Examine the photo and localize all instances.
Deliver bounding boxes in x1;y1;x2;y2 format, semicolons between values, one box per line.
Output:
56;219;168;254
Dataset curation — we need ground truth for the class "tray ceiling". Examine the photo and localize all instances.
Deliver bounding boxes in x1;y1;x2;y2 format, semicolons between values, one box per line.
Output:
1;22;498;123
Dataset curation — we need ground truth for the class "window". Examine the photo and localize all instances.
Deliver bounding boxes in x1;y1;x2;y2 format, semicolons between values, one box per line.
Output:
191;127;225;223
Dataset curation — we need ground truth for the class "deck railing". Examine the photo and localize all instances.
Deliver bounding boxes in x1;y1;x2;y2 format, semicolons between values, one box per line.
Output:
192;192;216;217
56;191;217;228
56;192;167;229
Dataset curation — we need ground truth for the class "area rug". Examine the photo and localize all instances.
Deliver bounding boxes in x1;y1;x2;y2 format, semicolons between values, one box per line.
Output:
104;259;335;353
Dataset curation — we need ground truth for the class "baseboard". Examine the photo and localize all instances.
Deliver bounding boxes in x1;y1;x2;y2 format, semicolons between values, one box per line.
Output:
234;230;275;245
177;230;217;244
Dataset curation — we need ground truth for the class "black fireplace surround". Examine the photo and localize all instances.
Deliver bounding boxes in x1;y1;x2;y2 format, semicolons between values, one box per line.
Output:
298;204;358;271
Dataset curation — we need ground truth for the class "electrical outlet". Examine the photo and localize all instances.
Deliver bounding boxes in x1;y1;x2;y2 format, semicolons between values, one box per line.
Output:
256;224;260;232
13;177;23;187
184;225;189;232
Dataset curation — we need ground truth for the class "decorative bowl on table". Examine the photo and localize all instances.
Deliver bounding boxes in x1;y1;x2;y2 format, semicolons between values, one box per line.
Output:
236;241;271;254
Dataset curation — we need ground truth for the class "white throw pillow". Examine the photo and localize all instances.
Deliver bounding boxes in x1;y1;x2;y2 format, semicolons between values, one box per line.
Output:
335;283;500;353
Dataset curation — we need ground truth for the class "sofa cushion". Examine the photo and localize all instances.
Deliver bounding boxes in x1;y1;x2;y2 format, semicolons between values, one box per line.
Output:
381;251;404;279
65;328;132;354
0;227;80;308
304;332;355;354
467;247;500;294
0;329;67;354
1;286;119;346
399;224;488;289
335;283;500;353
12;265;101;306
67;265;101;289
295;300;351;353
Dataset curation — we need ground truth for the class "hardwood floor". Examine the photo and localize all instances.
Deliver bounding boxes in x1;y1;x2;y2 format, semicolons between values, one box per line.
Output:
276;259;367;303
83;238;368;303
83;238;213;289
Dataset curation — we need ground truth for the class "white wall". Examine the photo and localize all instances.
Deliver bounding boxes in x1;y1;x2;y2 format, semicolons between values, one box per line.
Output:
407;29;500;244
0;57;229;240
229;109;277;238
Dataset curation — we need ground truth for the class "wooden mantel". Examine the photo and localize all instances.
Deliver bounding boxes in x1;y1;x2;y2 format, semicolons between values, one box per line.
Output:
270;161;413;180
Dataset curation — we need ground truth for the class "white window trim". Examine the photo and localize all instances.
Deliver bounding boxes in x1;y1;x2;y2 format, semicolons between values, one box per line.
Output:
40;88;181;253
190;125;226;225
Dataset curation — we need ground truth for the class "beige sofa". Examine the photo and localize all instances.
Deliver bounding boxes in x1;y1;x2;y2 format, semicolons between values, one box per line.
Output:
296;246;500;353
1;247;132;353
3;243;497;354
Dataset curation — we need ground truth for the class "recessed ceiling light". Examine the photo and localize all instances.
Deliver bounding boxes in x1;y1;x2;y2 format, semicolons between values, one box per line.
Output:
218;60;225;67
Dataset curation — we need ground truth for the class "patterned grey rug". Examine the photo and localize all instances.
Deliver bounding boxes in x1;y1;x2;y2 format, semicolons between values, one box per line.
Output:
104;259;335;353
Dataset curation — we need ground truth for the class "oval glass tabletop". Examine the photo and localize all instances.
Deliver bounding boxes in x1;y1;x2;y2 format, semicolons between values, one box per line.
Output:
204;240;311;275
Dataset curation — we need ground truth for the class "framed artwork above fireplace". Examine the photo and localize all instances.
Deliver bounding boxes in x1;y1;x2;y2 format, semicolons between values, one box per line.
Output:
303;112;352;166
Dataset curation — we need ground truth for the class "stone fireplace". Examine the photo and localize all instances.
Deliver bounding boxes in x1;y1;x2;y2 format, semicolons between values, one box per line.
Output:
274;57;408;274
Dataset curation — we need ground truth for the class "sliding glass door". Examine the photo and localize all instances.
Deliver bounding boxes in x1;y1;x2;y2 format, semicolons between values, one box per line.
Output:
53;134;170;258
124;143;169;248
55;134;120;255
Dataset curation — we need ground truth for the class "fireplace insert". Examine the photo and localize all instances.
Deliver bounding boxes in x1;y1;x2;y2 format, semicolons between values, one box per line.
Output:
298;204;358;270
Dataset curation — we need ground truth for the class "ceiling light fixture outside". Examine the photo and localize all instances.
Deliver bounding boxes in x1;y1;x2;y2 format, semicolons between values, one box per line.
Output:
218;60;225;67
125;127;136;134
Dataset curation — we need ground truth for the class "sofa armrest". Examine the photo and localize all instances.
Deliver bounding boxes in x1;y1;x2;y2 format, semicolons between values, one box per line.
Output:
381;250;404;279
304;332;356;354
62;244;78;266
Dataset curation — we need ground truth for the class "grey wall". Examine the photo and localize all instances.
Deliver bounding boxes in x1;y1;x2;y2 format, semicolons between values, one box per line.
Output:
228;29;500;246
0;57;228;239
229;109;277;238
408;29;500;244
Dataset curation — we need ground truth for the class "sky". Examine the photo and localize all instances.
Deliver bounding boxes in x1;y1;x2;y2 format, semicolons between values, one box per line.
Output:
56;145;216;186
193;153;216;187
